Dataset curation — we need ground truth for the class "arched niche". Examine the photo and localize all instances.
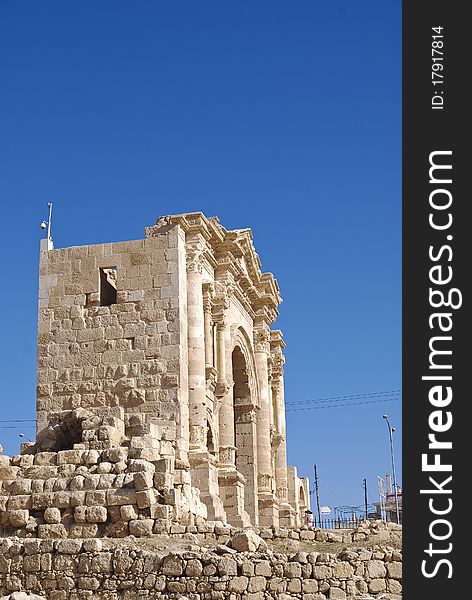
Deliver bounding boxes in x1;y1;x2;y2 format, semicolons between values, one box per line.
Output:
229;327;259;523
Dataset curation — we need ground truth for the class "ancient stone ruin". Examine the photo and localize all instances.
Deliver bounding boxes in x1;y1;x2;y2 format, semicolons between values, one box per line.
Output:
0;212;402;599
1;212;311;539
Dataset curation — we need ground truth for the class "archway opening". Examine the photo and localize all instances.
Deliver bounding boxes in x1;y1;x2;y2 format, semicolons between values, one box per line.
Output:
231;345;257;522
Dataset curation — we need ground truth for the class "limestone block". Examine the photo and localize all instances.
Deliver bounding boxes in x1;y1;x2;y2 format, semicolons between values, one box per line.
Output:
231;530;264;552
366;559;387;579
159;440;174;456
38;524;67;538
136;489;158;509
7;495;32;510
133;471;154;491
387;561;402;579
129;518;154;537
9;479;32;495
34;452;57;466
106;488;136;506
332;561;355;579
149;504;172;520
154;457;174;472
31;493;54;510
0;465;20;480
185;559;203;577
70;475;85;491
102;447;128;463
369;578;387;593
303;580;319;593
127;459;155;474
8;509;30;527
217;556;238;576
83;474;100;490
228;576;249;593
313;565;333;579
44;508;62;524
97;474;116;489
83;450;100;464
153;472;174;489
388;578;402;594
83;538;102;552
161;554;184;576
85;490;106;506
284;562;302;578
138;448;161;462
69;523;98;538
74;506;87;523
57;449;84;465
96;461;113;474
287;578;302;593
119;504;139;521
86;506;107;523
70;491;86;507
255;560;272;577
248;575;267;592
328;588;347;599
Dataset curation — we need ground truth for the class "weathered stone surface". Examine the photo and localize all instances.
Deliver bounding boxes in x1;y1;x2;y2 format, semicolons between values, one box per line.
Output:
366;559;387;579
231;530;264;552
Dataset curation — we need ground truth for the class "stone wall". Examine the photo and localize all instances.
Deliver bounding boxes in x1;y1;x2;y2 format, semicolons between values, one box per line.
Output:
0;537;402;600
0;409;208;539
37;226;190;463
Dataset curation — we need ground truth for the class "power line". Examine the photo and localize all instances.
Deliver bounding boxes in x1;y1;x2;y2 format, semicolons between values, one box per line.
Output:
0;426;36;429
285;389;401;406
0;419;36;423
286;397;401;412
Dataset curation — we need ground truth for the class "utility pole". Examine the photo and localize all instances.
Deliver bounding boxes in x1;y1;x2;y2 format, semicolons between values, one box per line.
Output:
363;478;368;521
383;415;400;524
313;464;322;527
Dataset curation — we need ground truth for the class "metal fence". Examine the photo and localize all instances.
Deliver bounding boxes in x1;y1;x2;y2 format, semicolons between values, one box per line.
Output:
312;517;364;530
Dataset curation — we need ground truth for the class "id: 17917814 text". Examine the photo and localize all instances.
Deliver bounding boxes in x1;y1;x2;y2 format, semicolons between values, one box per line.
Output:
431;26;445;110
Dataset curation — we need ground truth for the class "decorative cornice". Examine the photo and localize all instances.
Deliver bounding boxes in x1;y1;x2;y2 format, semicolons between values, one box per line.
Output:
145;212;282;324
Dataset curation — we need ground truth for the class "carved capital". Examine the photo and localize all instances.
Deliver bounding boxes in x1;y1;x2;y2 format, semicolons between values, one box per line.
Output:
272;432;285;448
212;281;234;325
202;282;214;315
234;406;257;424
218;444;237;467
215;379;232;398
276;486;289;502
186;236;206;274
189;424;206;450
253;326;271;354
257;473;273;493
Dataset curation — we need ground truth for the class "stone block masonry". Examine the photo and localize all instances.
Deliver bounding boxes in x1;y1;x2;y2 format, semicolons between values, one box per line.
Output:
33;212;310;529
0;408;209;539
0;536;402;599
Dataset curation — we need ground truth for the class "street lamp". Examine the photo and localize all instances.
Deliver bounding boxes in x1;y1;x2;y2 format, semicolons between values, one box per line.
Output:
383;415;400;524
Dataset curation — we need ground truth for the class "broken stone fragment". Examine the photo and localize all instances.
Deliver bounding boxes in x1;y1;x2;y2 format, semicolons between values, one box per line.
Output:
230;529;265;552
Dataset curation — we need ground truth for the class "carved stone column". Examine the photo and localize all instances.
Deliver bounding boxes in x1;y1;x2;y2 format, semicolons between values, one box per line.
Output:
202;283;214;369
270;330;296;526
186;235;207;452
186;233;226;522
254;321;279;527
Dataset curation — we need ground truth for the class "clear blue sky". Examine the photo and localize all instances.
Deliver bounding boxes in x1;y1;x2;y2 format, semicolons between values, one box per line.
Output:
0;1;401;514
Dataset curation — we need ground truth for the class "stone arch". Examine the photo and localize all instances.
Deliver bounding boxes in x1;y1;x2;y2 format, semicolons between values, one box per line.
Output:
231;326;258;404
229;327;259;524
299;484;307;509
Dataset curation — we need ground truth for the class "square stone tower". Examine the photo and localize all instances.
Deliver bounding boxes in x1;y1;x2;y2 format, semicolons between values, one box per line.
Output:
36;212;309;528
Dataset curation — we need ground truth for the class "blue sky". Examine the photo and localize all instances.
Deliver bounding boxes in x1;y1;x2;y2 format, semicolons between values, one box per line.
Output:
0;1;401;514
